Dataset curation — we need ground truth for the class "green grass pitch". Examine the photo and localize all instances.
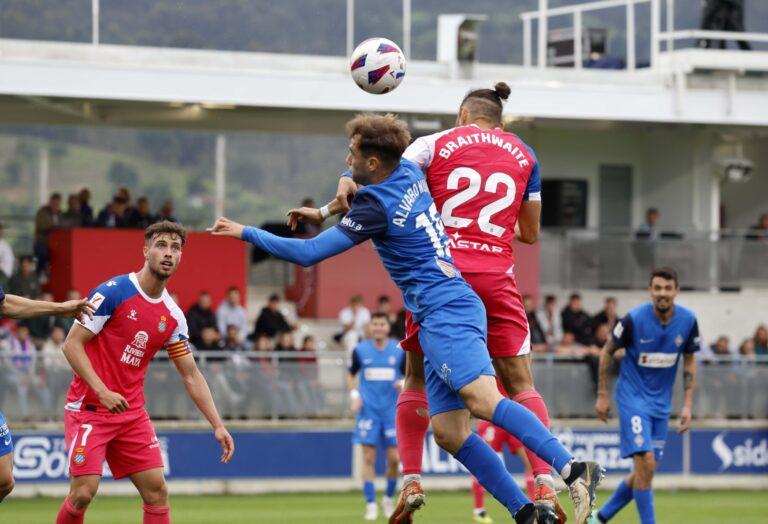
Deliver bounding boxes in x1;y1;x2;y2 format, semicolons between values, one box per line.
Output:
3;490;765;523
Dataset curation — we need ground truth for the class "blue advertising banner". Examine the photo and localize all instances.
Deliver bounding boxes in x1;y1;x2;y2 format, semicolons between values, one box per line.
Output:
10;426;766;482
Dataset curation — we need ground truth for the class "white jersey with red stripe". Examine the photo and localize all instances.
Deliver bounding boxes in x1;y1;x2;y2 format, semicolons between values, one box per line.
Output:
65;272;191;413
403;124;541;274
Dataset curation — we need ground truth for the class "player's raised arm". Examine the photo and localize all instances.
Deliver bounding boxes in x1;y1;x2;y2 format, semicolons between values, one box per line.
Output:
286;173;358;230
63;323;129;413
0;293;95;322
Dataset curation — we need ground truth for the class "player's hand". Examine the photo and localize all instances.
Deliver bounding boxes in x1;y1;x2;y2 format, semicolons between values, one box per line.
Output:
351;396;362;414
59;298;96;322
678;405;692;433
595;393;611;422
335;176;357;213
207;217;245;239
215;426;235;463
97;389;129;414
286;207;323;231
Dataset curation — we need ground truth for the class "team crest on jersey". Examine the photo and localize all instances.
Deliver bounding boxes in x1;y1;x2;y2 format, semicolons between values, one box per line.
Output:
128;309;138;321
74;447;86;465
132;331;149;350
674;334;683;347
158;316;167;333
634;435;644;447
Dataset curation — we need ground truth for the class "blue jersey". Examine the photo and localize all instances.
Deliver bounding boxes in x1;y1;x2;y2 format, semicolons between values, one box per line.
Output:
335;160;474;322
613;303;700;418
349;338;405;416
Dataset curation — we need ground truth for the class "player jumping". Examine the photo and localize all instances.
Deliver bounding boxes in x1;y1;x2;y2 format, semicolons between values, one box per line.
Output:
55;221;235;524
287;83;587;523
348;312;405;520
589;267;699;524
0;288;96;503
210;114;600;524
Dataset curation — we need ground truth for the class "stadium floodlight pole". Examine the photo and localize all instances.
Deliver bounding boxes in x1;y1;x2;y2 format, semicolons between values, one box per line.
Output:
91;0;99;45
214;134;227;221
402;0;411;59
538;0;548;68
346;0;355;57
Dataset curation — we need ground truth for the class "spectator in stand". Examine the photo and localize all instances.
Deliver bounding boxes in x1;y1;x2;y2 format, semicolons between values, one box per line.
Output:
536;294;563;347
754;324;768;356
337;294;371;354
636;207;660;240
522;294;547;351
27;291;57;345
0;223;14;287
561;292;593;346
275;331;296;352
216;286;249;343
8;322;51;419
710;336;733;359
585;323;610;392
78;187;95;226
254;333;273;357
592;296;619;330
39;324;71;410
554;332;586;357
745;213;768;241
116;187;133;211
33;192;62;276
698;0;751;50
157;200;178;223
8;256;41;298
738;338;756;363
375;295;398;334
194;326;221;352
253;293;294;339
187;291;220;349
61;193;83;229
96;195;129;228
221;324;247;352
298;335;318;362
127;196;156;229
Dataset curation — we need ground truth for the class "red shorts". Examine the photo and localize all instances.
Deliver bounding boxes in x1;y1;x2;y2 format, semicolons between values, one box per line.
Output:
65;408;163;480
400;271;530;359
477;420;523;453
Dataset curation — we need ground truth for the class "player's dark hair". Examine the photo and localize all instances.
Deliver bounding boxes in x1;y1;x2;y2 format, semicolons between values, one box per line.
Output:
377;294;390;303
650;267;679;287
371;312;390;322
460;82;510;125
346;113;411;169
144;220;187;247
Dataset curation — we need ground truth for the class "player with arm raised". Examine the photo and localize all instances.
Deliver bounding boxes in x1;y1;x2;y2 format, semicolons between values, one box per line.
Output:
288;83;583;524
211;114;599;524
589;267;699;524
0;288;95;503
55;221;234;524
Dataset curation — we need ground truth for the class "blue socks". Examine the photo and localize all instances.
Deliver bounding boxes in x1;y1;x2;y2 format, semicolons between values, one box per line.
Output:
492;398;573;473
363;481;375;503
634;489;655;524
455;433;530;516
386;478;397;498
598;479;634;522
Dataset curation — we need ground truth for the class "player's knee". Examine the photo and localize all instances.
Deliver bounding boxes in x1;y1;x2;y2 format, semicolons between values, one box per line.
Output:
633;453;656;487
142;480;169;506
70;485;97;508
462;392;497;421
432;424;467;455
0;476;14;501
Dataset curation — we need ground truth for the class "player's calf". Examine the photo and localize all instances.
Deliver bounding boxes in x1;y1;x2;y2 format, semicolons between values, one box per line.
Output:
0;454;14;502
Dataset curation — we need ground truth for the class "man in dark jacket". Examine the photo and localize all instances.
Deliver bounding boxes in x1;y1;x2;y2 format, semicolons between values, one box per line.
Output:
186;291;220;349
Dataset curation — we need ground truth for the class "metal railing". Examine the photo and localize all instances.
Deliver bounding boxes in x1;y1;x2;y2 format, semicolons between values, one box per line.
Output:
539;229;768;290
1;351;765;423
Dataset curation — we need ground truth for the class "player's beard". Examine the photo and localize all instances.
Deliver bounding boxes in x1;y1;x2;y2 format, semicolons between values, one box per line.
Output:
148;260;174;282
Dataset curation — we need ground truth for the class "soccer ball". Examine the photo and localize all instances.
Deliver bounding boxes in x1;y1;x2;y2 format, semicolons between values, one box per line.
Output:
350;38;406;95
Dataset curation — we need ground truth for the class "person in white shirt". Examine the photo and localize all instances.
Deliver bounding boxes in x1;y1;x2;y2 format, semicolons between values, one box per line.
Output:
535;294;563;348
216;286;249;343
0;223;14;285
338;294;371;354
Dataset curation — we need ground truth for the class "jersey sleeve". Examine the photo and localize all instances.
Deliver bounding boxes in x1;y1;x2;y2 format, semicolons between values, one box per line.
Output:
348;348;361;375
522;144;542;202
403;137;432;168
165;305;192;360
75;281;123;335
335;191;388;244
683;319;702;354
612;314;633;348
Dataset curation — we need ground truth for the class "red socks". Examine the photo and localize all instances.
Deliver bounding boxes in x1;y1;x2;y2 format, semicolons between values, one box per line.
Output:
396;390;430;476
143;504;171;524
525;470;535;499
471;476;485;510
512;390;554;477
56;497;86;524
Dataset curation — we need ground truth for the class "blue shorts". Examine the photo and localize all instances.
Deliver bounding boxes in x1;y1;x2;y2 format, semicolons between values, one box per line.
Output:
419;293;495;417
618;405;668;460
0;410;13;457
353;410;397;448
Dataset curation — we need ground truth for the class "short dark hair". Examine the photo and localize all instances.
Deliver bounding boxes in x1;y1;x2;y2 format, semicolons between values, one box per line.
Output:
144;220;187;246
569;293;582;301
268;293;280;302
544;294;556;304
227;286;239;294
460;82;511;124
371;312;390;322
345;113;411;168
650;267;679;287
377;295;390;304
50;193;62;201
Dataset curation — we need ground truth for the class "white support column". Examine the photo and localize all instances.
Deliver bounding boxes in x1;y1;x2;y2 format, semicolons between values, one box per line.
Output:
538;0;548;68
91;0;99;45
214;134;227;221
666;0;675;52
402;0;411;58
650;0;660;66
346;0;355;57
523;17;532;67
574;10;583;69
626;1;636;70
38;146;49;205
